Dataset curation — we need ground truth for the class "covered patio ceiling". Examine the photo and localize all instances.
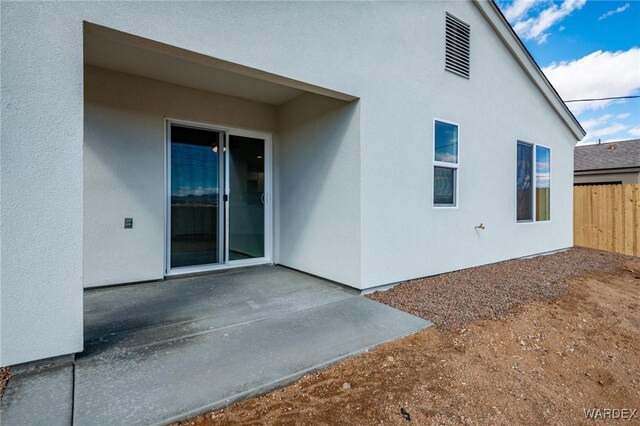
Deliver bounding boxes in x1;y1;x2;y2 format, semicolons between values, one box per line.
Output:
83;22;358;106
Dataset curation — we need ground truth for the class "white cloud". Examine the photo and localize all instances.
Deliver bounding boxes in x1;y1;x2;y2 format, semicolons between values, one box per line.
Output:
598;3;630;20
629;127;640;137
577;113;638;143
536;33;550;45
512;0;586;44
585;123;628;139
502;0;537;22
580;114;613;132
616;113;631;120
542;48;640;114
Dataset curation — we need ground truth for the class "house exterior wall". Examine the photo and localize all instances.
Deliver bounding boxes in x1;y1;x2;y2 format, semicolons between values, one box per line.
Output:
1;3;85;366
84;66;278;288
574;170;640;185
277;94;361;287
0;1;580;365
358;1;577;287
85;68;363;289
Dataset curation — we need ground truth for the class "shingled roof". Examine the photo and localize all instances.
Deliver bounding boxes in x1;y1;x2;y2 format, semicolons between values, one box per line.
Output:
574;139;640;172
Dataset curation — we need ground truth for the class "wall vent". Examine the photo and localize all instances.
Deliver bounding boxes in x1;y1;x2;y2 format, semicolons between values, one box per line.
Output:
445;13;470;79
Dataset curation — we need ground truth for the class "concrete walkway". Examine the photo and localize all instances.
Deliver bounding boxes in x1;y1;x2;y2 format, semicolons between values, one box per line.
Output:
1;266;431;425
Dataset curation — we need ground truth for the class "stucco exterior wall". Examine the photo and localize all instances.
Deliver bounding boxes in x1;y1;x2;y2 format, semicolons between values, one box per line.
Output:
84;66;278;288
358;1;576;287
277;94;361;287
1;3;85;366
1;1;580;365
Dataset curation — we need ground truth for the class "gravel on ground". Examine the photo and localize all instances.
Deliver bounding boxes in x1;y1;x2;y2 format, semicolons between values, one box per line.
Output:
368;247;629;328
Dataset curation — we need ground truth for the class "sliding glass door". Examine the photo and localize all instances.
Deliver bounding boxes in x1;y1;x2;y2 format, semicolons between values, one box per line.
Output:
167;121;270;273
228;135;265;261
169;124;224;268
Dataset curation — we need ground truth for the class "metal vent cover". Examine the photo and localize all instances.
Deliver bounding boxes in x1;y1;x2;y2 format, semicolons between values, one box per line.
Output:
445;13;470;79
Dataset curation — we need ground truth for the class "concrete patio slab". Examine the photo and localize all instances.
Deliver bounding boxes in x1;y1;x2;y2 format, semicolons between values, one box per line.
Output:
2;266;431;426
0;364;73;426
75;296;429;425
84;266;356;351
84;266;355;347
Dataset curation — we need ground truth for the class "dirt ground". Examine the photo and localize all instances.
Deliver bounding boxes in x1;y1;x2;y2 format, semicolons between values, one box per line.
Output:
175;248;640;425
0;367;10;400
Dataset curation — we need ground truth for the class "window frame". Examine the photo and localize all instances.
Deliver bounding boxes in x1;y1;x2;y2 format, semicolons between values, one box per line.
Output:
433;118;460;208
516;140;551;224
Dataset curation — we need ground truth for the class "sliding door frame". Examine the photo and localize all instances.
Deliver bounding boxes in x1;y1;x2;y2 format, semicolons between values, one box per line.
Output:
164;118;273;276
224;126;273;268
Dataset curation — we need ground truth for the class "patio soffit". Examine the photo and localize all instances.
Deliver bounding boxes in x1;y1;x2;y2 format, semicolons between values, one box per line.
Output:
83;22;357;106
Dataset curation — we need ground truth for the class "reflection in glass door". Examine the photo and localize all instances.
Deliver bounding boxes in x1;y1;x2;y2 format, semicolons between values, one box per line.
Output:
167;121;269;273
169;124;223;269
228;136;265;260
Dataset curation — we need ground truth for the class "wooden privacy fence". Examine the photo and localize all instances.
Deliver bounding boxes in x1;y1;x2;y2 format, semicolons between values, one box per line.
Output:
574;184;640;257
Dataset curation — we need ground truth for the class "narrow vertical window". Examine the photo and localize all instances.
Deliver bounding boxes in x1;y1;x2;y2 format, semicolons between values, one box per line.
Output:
517;141;551;223
536;146;551;221
516;142;533;221
434;120;459;207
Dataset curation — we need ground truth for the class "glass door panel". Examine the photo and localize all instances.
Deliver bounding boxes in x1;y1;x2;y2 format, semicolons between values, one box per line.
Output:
170;124;223;268
228;135;265;260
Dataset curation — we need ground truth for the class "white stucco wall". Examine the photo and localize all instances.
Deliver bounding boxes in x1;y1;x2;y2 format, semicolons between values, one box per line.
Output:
84;66;278;288
86;71;362;289
358;1;577;287
1;1;580;365
1;3;85;366
277;94;361;287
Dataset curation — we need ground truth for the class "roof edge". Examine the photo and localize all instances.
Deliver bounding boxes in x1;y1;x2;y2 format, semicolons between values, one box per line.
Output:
575;138;640;146
575;167;640;173
473;0;586;141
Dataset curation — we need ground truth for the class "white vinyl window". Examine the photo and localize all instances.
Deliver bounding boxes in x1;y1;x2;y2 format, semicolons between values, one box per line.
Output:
517;141;551;222
433;120;459;207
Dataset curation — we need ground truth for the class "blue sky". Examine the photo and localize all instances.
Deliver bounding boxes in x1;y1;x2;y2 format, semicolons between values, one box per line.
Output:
496;0;640;145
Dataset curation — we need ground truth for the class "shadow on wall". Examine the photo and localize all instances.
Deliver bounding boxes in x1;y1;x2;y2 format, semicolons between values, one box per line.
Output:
277;93;361;286
83;79;167;288
82;65;280;288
